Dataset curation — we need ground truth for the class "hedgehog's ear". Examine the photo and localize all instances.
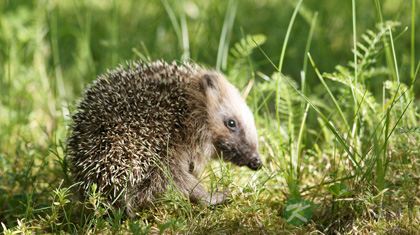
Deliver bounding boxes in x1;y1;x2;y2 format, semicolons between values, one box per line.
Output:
199;73;218;95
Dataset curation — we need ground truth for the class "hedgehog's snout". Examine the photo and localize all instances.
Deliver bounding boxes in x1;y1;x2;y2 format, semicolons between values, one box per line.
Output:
247;153;262;170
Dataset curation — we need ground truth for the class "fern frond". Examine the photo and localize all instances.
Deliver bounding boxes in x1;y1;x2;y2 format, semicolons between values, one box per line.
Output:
230;34;267;59
322;21;401;113
352;21;401;76
227;34;267;88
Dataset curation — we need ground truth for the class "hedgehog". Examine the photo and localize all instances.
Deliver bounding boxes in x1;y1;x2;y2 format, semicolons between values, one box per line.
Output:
67;60;261;215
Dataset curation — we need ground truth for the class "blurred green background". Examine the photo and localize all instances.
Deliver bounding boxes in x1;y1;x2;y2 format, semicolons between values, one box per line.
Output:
1;0;418;96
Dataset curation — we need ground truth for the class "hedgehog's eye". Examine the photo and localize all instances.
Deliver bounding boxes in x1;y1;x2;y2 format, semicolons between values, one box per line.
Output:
225;119;237;131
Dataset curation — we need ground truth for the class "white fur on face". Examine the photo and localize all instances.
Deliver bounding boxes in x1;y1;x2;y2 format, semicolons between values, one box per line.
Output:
221;82;258;146
207;73;259;157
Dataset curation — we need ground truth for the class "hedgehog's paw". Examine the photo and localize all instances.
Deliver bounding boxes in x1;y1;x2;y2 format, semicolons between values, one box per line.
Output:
205;189;230;206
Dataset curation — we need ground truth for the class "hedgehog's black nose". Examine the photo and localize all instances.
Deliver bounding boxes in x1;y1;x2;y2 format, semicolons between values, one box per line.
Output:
248;154;262;170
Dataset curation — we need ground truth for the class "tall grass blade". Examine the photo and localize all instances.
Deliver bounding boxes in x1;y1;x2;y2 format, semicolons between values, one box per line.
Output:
180;8;190;61
388;27;400;85
275;0;303;144
352;0;358;87
216;0;237;71
296;103;309;178
301;11;318;95
411;0;416;87
308;53;351;132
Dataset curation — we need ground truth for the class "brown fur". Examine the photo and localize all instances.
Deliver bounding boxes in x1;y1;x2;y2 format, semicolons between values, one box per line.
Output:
67;60;261;216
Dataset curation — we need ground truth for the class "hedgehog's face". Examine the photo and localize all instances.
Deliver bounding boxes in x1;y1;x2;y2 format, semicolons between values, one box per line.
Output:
213;115;261;171
202;73;261;171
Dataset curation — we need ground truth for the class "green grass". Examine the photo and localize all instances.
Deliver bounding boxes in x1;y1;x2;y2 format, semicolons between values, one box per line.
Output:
1;0;419;234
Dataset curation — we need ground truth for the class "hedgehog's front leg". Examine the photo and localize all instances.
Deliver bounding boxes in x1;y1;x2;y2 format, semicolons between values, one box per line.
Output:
172;168;228;206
